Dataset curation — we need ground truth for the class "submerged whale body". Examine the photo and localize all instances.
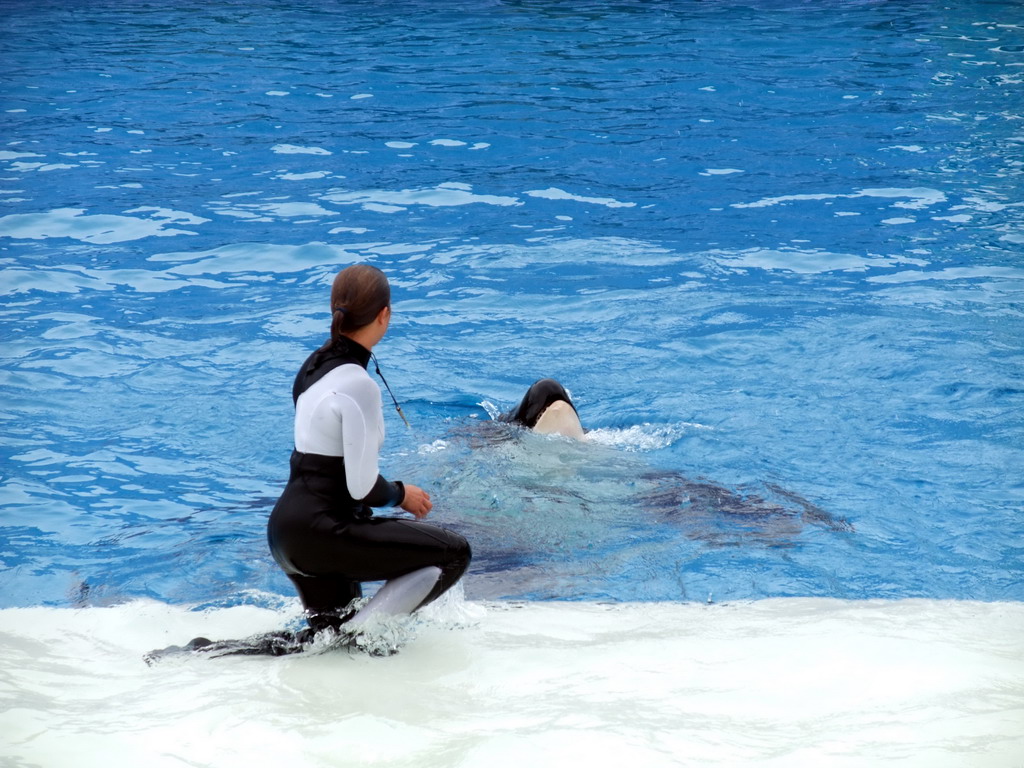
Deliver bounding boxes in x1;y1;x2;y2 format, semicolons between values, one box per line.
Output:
408;378;854;599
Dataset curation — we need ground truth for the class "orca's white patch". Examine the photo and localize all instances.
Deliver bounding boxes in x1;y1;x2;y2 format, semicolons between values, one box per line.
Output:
532;401;585;440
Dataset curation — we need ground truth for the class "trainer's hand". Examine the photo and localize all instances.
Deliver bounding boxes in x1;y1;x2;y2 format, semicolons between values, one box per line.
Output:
400;484;432;519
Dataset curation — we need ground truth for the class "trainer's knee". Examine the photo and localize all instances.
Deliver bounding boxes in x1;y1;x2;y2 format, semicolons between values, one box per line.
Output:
447;532;472;572
445;551;470;590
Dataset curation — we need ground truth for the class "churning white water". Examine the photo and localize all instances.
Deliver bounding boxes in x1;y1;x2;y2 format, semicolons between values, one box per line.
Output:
1;597;1021;767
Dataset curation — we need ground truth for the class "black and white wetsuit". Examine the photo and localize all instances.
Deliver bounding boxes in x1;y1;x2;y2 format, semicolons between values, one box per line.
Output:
267;337;471;632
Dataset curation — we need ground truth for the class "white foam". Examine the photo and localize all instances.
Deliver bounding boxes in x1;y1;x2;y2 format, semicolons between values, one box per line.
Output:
0;241;352;296
150;241;355;275
270;144;332;156
731;187;947;211
524;187;636;208
709;247;929;276
324;183;521;209
276;171;332;181
210;200;337;219
585;422;702;451
867;266;1024;284
732;192;844;209
0;150;44;160
0;208;202;243
1;598;1020;767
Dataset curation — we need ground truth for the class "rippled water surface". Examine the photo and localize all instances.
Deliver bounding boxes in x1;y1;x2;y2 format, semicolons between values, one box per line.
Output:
2;0;1023;609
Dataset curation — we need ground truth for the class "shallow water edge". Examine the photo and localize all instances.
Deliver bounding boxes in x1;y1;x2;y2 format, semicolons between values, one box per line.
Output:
1;597;1022;768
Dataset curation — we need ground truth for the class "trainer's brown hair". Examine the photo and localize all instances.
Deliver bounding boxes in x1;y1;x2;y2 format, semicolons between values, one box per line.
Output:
325;264;391;347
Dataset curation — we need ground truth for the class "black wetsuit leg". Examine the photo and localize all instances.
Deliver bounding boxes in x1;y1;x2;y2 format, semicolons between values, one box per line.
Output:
285;574;364;632
319;516;472;607
268;470;471;632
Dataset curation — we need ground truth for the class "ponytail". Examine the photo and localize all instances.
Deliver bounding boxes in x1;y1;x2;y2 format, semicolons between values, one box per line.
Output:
328;306;348;347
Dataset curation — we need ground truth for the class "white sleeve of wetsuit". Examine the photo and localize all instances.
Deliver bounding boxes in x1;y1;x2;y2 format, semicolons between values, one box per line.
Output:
334;371;387;501
293;364;387;501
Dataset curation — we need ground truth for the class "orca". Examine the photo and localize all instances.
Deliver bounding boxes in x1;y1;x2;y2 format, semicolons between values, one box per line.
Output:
500;378;585;440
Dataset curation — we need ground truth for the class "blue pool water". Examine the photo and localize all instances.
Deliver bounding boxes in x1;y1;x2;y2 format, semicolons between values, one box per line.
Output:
1;0;1023;613
3;4;1024;766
